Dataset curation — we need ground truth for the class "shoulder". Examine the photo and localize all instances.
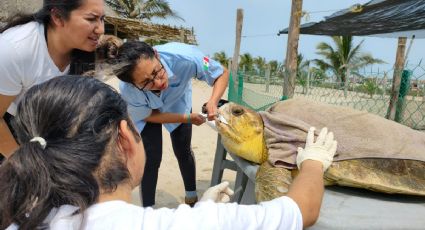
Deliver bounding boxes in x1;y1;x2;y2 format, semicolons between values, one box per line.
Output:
0;21;42;45
118;81;152;108
82;201;145;229
0;21;44;61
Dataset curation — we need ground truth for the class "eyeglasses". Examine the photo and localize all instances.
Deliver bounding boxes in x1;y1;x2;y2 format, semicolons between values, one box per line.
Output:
135;58;165;91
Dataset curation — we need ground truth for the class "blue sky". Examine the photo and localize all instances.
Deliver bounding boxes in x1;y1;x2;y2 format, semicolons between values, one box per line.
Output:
155;0;424;72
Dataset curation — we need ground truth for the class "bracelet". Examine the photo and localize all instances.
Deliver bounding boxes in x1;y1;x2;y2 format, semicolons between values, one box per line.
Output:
186;112;191;124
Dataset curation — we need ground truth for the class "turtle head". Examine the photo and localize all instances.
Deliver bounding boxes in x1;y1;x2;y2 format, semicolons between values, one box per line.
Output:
216;102;268;164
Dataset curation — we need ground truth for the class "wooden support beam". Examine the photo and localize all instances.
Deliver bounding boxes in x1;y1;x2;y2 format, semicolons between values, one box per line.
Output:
283;0;303;98
386;37;406;120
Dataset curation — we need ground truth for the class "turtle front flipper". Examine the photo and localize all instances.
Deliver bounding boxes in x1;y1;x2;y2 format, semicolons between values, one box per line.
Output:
255;161;293;202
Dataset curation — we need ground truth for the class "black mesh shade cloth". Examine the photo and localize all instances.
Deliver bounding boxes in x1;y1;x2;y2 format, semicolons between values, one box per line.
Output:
278;0;425;38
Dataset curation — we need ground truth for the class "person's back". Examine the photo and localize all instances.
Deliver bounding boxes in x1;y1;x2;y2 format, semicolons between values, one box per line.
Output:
0;75;336;230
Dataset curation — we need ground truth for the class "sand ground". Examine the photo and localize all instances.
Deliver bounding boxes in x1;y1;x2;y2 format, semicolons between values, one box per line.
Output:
106;78;235;208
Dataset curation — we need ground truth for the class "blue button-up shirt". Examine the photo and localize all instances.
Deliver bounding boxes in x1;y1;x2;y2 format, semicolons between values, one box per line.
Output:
119;42;224;133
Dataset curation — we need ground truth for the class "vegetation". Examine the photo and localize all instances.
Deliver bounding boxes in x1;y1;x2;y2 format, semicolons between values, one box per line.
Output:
295;54;310;93
358;78;383;98
213;51;229;67
105;0;183;21
314;36;385;86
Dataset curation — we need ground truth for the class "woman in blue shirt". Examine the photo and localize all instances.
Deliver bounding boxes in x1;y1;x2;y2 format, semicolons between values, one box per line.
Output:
115;41;229;207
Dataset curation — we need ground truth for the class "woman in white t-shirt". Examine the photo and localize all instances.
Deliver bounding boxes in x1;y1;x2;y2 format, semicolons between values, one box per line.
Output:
0;0;105;159
0;76;337;230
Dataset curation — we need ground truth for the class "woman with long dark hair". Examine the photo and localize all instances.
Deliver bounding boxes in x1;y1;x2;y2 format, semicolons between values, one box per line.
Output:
0;75;337;230
0;0;105;159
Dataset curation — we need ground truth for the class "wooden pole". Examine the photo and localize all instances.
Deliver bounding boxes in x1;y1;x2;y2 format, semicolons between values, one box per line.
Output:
265;65;271;93
283;0;303;98
386;37;406;120
231;9;243;83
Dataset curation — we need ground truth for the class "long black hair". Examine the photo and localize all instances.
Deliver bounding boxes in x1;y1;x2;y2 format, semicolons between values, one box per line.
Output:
0;0;97;74
0;75;140;229
114;40;156;83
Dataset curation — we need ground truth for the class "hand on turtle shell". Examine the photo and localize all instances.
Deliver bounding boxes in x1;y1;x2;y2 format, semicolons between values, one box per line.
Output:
296;127;337;171
200;181;234;203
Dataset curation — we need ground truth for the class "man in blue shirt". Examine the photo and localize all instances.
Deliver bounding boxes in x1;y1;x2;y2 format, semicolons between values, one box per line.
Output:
115;41;229;207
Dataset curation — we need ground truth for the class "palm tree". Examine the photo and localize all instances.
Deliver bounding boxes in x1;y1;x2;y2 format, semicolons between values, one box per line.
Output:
296;54;311;94
314;36;384;87
213;51;229;67
253;56;266;74
268;60;279;73
105;0;183;21
239;53;254;72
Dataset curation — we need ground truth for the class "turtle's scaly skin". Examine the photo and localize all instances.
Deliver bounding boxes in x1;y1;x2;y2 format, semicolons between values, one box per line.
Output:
216;102;425;202
255;161;293;202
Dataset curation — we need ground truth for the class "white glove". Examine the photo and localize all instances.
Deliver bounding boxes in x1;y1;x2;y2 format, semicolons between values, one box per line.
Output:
296;127;337;171
200;181;234;203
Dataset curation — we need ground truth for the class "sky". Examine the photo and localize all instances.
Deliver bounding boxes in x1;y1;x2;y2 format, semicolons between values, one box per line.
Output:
154;0;425;72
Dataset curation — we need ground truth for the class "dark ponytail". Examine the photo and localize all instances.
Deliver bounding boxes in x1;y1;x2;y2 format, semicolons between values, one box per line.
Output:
0;75;140;229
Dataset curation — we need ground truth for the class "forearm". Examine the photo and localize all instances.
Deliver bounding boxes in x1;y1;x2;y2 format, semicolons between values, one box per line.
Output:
0;118;18;158
209;68;229;104
144;110;188;124
287;160;324;227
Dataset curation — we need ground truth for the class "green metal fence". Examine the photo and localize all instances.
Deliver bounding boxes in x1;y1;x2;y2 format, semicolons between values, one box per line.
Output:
228;65;425;130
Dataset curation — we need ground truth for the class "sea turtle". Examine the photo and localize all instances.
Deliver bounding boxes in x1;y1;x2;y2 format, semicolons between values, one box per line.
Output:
214;98;425;202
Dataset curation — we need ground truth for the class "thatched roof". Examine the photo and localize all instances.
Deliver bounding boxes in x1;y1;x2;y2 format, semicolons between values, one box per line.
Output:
104;15;197;44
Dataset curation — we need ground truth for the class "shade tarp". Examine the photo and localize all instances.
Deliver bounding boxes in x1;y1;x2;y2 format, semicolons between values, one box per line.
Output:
278;0;425;38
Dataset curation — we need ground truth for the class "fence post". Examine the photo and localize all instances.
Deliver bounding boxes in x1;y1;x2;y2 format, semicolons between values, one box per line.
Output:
306;68;311;95
387;37;407;120
231;9;243;92
394;70;412;122
265;65;271;93
237;72;244;104
283;0;303;98
344;67;350;98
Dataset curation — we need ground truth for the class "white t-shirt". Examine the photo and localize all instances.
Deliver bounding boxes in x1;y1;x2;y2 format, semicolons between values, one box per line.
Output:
0;21;69;115
7;197;302;230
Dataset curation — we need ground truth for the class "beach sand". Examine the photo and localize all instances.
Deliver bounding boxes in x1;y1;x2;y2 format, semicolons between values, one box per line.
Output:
106;77;236;208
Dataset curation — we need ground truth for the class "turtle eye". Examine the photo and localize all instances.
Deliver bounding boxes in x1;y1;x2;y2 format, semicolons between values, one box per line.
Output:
232;107;244;116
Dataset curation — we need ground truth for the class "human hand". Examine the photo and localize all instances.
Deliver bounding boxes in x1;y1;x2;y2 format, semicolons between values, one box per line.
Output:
205;100;218;121
200;181;234;203
296;127;337;171
189;113;206;126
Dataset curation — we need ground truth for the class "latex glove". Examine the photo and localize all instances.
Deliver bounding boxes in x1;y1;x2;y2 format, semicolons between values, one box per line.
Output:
296;127;337;171
200;181;234;203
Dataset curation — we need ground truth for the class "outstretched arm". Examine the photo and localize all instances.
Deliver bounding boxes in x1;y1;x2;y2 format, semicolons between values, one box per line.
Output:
287;160;324;227
144;110;206;126
287;127;337;227
205;68;229;120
